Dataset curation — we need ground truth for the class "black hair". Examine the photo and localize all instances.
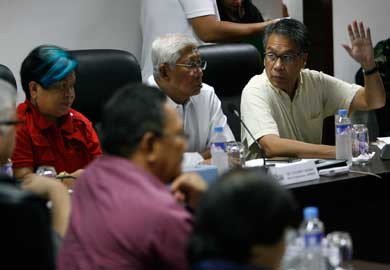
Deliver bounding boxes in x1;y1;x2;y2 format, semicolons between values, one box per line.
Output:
20;45;77;99
0;65;17;90
263;18;311;53
187;167;299;264
100;83;167;158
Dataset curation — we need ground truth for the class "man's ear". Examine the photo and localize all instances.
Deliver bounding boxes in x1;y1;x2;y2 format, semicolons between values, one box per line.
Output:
159;63;171;81
28;81;40;100
138;132;160;163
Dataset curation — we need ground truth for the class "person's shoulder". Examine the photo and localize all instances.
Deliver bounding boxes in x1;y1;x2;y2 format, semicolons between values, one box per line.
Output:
242;73;266;93
16;100;32;119
301;68;334;84
199;82;215;94
69;109;93;126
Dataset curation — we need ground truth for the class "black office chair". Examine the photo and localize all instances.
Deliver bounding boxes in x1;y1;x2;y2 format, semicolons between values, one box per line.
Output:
0;182;55;269
0;64;17;90
199;43;262;141
70;49;142;125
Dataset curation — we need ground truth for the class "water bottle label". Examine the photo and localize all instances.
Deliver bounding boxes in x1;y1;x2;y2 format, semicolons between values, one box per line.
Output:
211;142;227;151
0;163;13;177
304;232;323;248
336;124;351;135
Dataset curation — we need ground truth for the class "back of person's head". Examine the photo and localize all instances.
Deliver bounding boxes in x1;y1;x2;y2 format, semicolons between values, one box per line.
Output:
0;183;55;270
263;18;310;53
188;167;299;267
0;80;16;134
20;45;78;99
151;34;198;80
101;83;167;158
0;64;17;90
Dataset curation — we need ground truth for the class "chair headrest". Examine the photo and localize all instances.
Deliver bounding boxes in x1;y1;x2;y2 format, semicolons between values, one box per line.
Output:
70;49;142;124
199;43;262;97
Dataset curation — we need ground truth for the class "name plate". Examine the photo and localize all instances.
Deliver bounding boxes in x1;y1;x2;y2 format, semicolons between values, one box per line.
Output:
268;160;319;185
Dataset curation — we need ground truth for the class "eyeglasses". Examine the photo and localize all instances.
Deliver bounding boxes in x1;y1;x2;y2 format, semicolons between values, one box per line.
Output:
176;60;207;71
264;52;303;64
0;120;24;126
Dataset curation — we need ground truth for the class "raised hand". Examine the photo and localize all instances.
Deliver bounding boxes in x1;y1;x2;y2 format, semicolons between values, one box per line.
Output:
342;21;376;70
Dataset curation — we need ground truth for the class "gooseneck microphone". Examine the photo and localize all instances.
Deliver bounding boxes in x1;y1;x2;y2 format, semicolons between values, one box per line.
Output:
227;104;270;168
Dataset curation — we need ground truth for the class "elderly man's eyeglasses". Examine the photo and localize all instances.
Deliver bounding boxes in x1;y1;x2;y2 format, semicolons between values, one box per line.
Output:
0;120;24;126
264;52;303;64
176;60;207;71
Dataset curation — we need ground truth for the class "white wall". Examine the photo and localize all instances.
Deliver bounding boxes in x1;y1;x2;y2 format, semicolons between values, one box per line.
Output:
283;0;303;22
333;0;390;83
0;0;142;103
252;0;303;21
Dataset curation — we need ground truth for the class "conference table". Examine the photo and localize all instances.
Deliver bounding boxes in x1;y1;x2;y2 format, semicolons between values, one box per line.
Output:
285;147;390;264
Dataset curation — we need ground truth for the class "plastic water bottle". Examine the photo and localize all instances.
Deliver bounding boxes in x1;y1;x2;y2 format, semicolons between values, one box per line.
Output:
210;126;228;174
299;206;326;270
0;159;13;177
335;109;352;162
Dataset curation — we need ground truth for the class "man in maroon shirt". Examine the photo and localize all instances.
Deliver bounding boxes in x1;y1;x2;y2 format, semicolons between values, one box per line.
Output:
58;84;207;270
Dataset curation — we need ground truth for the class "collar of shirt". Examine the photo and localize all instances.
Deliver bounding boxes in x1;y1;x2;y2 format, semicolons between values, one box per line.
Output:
20;100;74;133
264;70;304;100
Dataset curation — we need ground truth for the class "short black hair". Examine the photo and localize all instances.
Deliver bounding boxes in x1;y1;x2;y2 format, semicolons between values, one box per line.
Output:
187;167;299;265
0;65;17;90
263;18;310;53
20;45;77;100
100;83;167;158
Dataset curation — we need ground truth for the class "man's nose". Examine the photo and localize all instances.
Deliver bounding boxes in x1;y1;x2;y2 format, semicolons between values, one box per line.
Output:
273;57;285;70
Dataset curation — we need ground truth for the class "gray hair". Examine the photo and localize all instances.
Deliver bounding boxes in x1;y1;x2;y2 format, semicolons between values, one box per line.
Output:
0;79;16;134
151;34;199;80
263;18;310;53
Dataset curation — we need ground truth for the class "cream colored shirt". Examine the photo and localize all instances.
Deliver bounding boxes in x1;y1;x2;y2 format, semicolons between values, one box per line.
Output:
241;69;360;157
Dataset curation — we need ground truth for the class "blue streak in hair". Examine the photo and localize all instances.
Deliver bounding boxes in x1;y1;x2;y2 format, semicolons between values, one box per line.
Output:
39;48;78;88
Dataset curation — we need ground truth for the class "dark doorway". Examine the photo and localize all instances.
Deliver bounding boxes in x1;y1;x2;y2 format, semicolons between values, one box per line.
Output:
303;0;335;145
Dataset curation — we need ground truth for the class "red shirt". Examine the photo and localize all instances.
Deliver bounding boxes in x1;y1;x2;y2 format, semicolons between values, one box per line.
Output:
12;100;102;174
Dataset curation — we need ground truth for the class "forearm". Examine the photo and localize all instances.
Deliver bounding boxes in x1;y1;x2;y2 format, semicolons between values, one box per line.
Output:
190;16;274;43
20;175;71;237
260;135;335;159
362;71;386;109
47;183;71;237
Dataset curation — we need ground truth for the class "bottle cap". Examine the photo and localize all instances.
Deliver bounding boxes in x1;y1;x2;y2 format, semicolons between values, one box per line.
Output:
338;109;347;117
214;126;223;133
303;206;319;220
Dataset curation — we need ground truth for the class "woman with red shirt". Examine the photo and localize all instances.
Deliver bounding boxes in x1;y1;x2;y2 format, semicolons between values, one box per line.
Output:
12;45;102;186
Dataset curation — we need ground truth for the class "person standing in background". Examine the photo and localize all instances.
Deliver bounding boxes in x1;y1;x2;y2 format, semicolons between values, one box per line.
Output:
141;0;282;81
217;0;265;70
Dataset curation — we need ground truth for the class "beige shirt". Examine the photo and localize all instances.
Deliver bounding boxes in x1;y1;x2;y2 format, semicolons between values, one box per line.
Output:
241;69;360;157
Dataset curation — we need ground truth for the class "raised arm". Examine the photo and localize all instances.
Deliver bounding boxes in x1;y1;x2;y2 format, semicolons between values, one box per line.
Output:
260;134;335;159
342;21;385;112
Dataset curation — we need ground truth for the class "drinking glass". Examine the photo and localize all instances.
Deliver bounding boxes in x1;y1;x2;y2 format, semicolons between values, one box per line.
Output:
36;166;57;178
226;141;245;169
351;124;370;165
326;231;353;270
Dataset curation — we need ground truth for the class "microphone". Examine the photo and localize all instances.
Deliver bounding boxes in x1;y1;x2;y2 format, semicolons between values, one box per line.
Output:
227;104;271;168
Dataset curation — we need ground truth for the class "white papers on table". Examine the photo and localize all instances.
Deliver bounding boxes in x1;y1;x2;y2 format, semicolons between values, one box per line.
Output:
376;137;390;150
245;159;319;185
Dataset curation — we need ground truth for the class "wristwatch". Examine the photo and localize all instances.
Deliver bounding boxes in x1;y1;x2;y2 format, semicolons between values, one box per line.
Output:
363;64;378;76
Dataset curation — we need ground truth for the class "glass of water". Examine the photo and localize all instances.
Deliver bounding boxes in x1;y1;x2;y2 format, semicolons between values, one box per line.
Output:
226;141;245;169
36;166;57;178
351;124;370;165
326;231;353;270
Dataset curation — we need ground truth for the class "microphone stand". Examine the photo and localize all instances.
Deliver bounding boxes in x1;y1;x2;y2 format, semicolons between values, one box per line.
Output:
228;105;274;171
